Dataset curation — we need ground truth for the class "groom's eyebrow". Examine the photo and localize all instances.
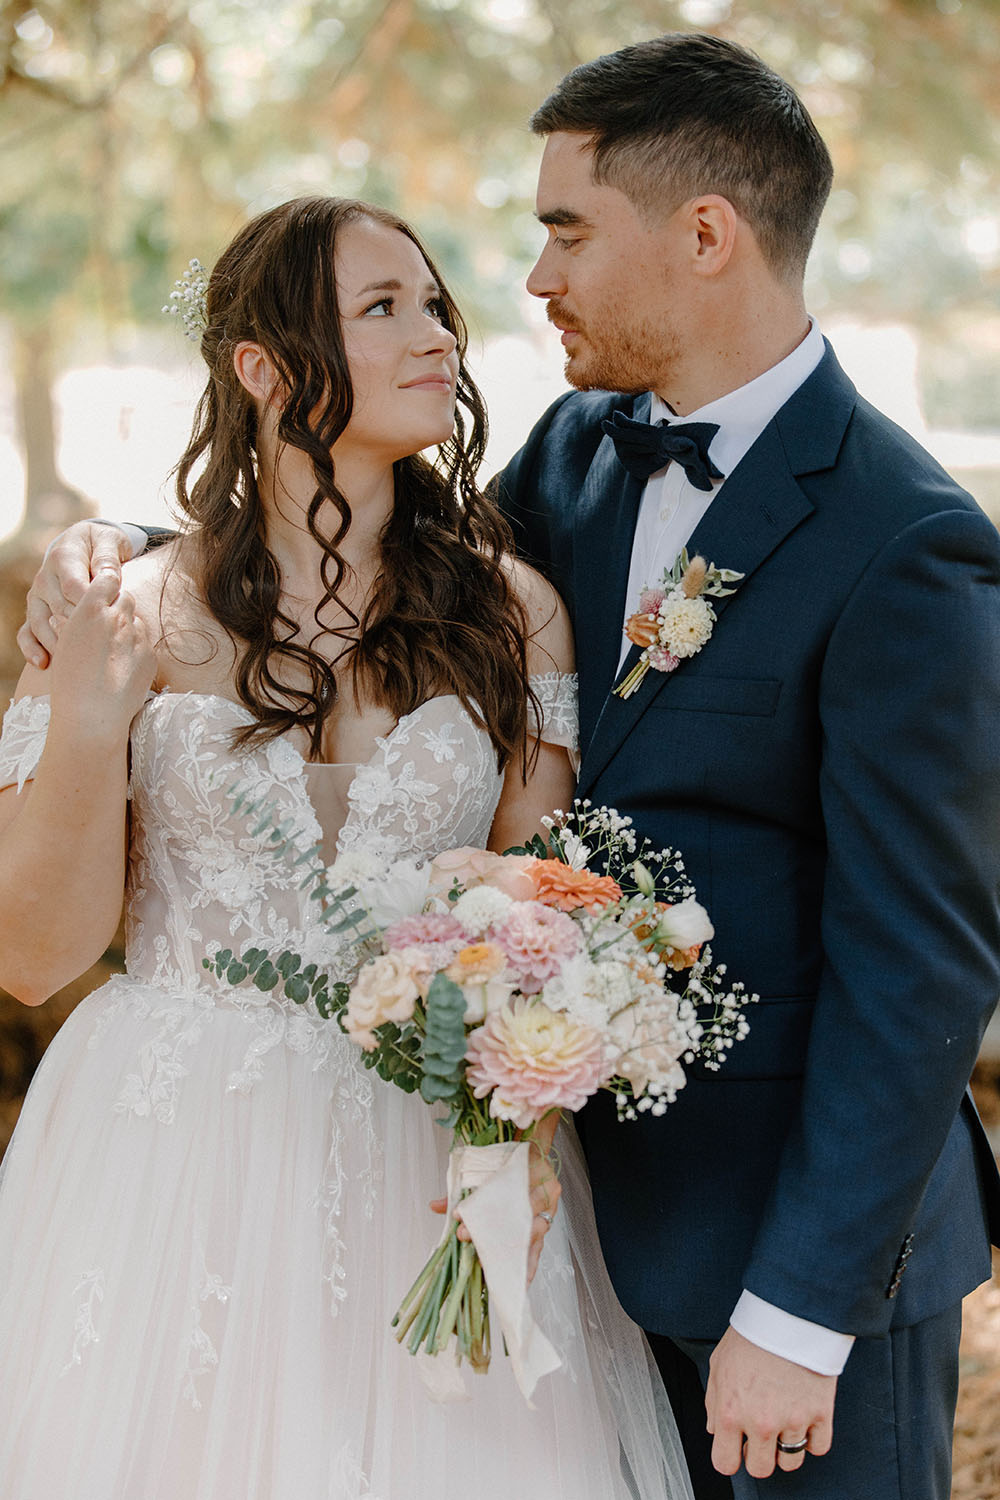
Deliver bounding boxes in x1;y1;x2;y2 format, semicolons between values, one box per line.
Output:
537;208;595;229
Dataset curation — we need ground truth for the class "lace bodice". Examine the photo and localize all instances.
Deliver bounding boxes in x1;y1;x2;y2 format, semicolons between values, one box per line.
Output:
0;677;579;999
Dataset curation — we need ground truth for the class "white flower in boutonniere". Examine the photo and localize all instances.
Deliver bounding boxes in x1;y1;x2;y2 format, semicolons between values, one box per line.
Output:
616;548;745;700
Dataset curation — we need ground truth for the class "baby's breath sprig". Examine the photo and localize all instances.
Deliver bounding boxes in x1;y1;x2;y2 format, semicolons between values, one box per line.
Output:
544;799;693;901
162;257;209;341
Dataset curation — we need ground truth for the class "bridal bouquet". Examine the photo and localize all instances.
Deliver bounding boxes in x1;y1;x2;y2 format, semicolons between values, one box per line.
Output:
205;800;754;1399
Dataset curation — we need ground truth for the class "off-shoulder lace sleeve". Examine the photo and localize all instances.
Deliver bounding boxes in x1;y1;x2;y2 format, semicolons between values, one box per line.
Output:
0;695;51;794
529;671;578;753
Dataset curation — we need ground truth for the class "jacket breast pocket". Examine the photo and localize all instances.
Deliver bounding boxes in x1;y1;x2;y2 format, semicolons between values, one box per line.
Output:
650;675;782;717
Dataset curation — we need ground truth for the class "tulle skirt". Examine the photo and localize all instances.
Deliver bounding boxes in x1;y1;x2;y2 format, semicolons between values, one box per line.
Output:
0;975;691;1500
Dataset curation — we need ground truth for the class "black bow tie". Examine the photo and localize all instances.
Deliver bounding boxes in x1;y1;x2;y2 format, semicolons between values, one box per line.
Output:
601;410;724;491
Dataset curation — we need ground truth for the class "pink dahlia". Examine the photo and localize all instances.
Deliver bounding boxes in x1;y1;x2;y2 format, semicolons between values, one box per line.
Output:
465;998;608;1128
494;901;582;994
384;912;465;951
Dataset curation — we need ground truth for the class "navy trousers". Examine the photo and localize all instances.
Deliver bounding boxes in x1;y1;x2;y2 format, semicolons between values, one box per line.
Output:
648;1303;962;1500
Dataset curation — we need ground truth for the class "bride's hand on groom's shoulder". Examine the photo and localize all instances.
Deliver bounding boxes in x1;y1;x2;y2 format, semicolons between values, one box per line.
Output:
705;1325;836;1481
19;521;133;670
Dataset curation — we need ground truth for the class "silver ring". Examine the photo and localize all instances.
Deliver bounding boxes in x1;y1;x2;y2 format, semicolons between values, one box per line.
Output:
538;1211;554;1225
776;1436;809;1455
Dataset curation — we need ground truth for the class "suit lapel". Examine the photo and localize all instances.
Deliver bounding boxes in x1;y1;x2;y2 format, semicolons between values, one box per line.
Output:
571;395;648;750
577;422;816;795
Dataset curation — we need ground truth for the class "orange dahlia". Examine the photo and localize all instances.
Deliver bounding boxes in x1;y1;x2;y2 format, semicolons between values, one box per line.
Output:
528;858;623;914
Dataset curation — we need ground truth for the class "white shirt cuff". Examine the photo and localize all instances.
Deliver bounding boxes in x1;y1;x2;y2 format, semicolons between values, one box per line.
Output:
95;520;148;560
730;1291;855;1376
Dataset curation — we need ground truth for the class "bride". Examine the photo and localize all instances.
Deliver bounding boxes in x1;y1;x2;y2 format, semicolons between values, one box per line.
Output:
0;196;691;1499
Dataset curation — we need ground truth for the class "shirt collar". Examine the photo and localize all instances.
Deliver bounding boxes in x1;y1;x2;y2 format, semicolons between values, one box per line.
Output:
649;318;825;479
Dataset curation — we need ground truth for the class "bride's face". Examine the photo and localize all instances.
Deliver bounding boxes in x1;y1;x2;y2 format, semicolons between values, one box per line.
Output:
334;218;460;466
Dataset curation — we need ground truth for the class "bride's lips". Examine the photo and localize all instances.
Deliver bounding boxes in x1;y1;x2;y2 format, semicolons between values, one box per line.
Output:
399;375;454;391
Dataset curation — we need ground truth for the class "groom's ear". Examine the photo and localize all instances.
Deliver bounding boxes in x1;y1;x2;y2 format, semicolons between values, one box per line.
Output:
685;195;739;277
232;342;282;405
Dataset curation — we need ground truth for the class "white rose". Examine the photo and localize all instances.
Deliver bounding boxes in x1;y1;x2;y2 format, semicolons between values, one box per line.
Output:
460;977;516;1024
655;898;714;951
360;858;431;927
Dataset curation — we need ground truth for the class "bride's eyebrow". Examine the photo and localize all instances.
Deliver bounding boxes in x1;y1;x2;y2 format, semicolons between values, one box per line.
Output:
348;278;402;301
351;278;443;299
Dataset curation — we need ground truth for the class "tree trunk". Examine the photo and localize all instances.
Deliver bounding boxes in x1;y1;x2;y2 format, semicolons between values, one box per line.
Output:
11;321;92;541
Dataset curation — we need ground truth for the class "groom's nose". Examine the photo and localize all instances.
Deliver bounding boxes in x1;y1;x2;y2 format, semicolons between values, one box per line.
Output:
526;240;566;299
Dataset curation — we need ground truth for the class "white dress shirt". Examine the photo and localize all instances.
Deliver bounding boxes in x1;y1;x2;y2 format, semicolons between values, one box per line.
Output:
617;320;854;1377
618;318;826;667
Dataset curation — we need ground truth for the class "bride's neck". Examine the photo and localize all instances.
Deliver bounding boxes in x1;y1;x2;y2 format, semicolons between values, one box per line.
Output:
258;444;394;596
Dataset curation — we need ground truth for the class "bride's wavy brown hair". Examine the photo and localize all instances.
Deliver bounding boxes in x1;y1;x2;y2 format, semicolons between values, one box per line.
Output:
173;195;535;769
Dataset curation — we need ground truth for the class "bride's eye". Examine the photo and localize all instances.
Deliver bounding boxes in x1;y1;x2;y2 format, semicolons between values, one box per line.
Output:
425;297;447;323
363;297;393;317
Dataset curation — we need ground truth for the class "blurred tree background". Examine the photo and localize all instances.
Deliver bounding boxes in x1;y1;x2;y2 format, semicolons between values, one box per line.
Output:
1;0;998;553
1;4;1000;1490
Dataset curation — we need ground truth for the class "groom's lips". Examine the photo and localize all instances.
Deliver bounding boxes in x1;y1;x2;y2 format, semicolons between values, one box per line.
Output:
550;317;581;346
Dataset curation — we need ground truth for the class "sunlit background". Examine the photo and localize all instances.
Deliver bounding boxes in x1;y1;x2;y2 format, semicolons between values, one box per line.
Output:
1;0;999;548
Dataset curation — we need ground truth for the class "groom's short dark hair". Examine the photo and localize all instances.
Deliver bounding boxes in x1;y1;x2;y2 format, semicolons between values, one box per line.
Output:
530;32;834;281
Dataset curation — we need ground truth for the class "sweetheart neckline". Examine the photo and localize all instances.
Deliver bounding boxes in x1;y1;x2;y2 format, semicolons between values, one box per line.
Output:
142;688;470;772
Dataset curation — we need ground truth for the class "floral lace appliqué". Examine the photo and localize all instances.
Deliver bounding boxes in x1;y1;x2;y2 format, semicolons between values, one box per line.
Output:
0;695;52;794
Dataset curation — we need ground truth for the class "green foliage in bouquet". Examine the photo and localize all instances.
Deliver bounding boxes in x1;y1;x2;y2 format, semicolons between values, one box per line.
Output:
202;945;348;1021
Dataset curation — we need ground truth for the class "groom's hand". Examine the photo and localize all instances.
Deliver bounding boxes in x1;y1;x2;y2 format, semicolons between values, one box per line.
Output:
18;521;132;669
705;1326;836;1479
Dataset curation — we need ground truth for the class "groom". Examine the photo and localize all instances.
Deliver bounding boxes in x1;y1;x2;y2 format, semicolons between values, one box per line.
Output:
489;32;1000;1500
16;33;1000;1500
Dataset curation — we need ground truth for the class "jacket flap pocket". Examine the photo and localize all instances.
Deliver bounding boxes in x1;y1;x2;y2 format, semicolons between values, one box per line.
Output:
653;675;781;717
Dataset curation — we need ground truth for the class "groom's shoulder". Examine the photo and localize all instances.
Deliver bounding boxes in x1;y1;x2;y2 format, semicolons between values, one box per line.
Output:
840;394;988;532
497;388;632;501
788;342;987;534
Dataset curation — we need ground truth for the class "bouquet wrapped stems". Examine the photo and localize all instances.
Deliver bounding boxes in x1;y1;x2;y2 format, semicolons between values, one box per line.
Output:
393;1210;490;1371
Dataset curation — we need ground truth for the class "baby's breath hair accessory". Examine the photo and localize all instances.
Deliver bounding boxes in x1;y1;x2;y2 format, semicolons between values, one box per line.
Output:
162;258;209;341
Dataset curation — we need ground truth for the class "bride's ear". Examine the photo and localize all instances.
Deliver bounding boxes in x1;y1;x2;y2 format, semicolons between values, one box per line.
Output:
233;342;282;405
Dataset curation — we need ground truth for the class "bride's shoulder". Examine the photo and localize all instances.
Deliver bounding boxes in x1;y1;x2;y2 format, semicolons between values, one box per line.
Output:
122;534;205;623
122;535;230;687
500;555;575;677
121;536;180;618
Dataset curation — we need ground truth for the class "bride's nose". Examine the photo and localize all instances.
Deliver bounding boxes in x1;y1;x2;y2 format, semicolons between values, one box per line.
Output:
412;314;457;357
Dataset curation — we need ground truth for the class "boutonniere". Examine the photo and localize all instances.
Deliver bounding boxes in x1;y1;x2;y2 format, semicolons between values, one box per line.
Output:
616;548;745;700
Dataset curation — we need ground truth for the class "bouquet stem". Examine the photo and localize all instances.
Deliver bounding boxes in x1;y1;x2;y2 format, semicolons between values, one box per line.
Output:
392;1211;490;1372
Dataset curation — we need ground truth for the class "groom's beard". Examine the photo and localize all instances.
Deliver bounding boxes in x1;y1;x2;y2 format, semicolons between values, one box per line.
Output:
546;298;680;398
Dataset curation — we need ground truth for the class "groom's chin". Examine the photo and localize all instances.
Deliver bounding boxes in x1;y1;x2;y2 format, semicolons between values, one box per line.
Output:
565;363;646;397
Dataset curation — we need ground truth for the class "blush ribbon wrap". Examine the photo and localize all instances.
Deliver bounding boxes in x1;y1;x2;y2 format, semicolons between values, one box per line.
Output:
417;1140;561;1404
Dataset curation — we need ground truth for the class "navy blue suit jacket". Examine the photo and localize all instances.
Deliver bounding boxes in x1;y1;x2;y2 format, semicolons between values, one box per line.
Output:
494;343;1000;1341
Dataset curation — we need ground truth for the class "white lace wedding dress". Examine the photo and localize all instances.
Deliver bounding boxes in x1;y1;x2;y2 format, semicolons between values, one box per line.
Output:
0;679;691;1500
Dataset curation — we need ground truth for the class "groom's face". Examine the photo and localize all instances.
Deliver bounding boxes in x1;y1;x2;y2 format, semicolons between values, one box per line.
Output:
527;132;686;396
